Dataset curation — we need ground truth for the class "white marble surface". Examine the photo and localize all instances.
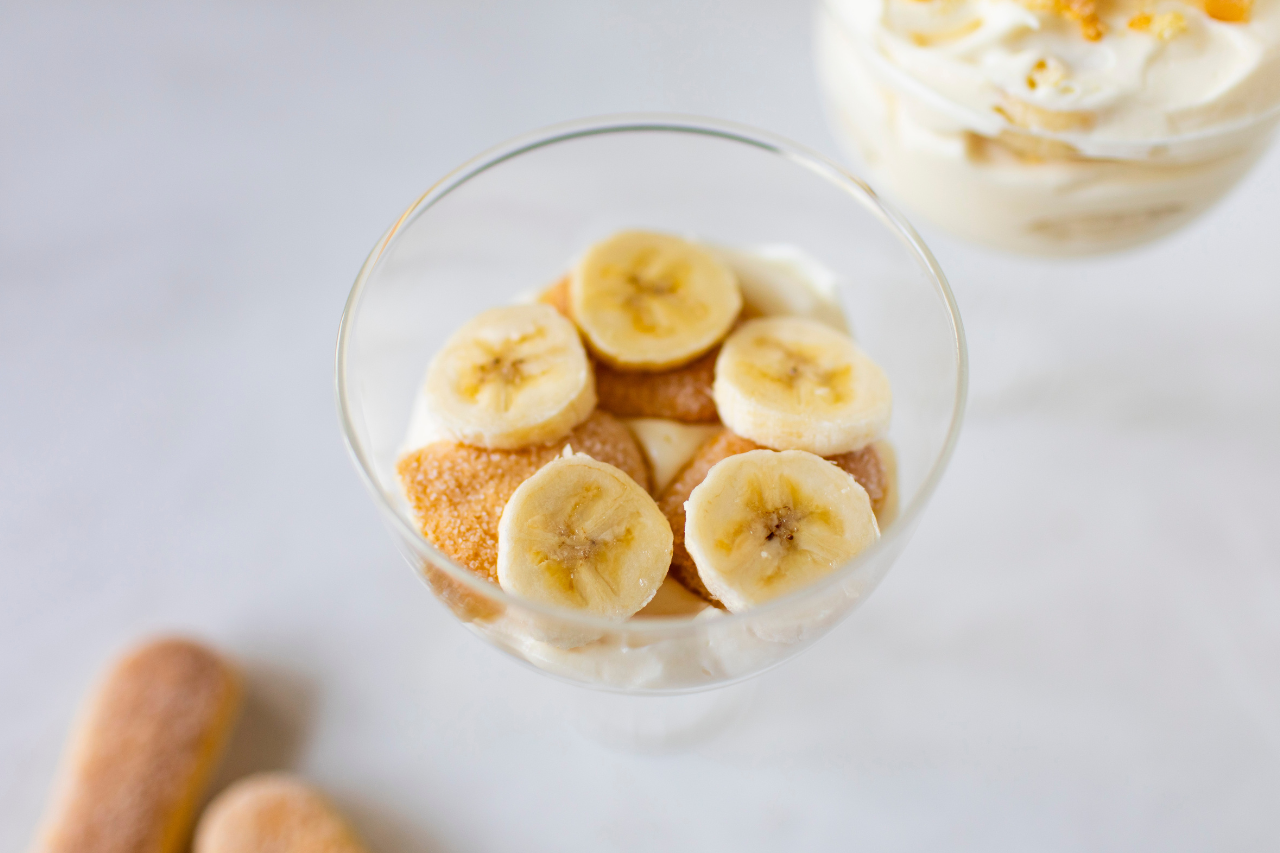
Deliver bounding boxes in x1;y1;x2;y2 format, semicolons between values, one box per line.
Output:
3;2;1278;850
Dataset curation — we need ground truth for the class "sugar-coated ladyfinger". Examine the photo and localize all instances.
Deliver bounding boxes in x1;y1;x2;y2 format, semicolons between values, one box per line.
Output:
194;773;369;853
31;637;242;853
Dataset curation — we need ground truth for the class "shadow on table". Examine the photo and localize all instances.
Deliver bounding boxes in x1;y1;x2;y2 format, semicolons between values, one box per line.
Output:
339;795;454;853
207;659;315;790
200;661;449;851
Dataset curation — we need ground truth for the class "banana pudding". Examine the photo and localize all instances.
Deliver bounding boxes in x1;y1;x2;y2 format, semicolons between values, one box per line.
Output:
396;230;898;684
817;0;1280;254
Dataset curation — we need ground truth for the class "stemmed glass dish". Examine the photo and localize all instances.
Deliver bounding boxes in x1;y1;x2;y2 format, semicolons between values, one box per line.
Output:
337;116;966;695
816;0;1280;256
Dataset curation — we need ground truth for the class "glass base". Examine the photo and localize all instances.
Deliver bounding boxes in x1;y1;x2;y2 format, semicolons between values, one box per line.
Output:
559;680;758;754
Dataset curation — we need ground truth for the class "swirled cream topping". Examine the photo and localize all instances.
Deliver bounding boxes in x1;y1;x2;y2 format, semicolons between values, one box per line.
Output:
835;0;1280;144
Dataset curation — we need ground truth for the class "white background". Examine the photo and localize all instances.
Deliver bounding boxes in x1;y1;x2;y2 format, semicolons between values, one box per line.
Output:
3;2;1278;850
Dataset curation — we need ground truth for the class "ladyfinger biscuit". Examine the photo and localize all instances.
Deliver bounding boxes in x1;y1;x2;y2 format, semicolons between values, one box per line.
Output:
828;442;894;522
593;348;720;423
194;774;368;853
397;409;649;583
538;276;572;317
864;439;899;527
31;638;242;853
658;430;896;602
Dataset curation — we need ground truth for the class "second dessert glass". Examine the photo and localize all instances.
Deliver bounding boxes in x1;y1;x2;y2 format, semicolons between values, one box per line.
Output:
816;0;1280;256
337;116;966;704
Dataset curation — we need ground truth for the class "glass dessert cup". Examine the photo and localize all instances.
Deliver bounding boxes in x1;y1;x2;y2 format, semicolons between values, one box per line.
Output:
815;0;1280;257
337;115;967;699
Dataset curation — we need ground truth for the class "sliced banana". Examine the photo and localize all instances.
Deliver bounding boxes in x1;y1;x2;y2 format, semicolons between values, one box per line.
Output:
570;230;742;371
684;449;879;612
497;453;673;620
423;303;595;450
713;316;891;456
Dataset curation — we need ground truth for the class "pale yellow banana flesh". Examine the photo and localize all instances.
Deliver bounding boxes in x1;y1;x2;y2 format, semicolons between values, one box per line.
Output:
714;316;891;456
684;448;879;612
424;303;595;450
570;230;742;370
497;453;673;619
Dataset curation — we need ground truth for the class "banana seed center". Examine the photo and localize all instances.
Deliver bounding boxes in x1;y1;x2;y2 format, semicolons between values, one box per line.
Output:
547;527;620;598
464;330;553;411
480;353;525;384
549;484;634;597
756;506;806;586
621;270;683;334
468;352;527;413
553;530;602;564
762;507;802;546
756;340;852;405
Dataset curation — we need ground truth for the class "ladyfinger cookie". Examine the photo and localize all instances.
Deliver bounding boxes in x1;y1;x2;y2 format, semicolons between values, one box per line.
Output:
31;637;242;853
195;773;369;853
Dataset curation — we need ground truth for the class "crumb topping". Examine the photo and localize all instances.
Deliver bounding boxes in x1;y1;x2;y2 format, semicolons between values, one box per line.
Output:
1017;0;1105;40
1015;0;1253;41
1203;0;1252;22
1026;57;1069;91
1129;9;1189;38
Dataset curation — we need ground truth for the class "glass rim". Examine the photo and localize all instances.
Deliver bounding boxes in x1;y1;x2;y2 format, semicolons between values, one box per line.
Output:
818;0;1280;159
335;113;969;637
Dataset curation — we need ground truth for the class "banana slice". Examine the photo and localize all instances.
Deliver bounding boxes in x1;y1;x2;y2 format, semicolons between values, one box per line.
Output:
423;303;595;450
684;449;879;612
570;230;742;370
713;316;891;456
497;452;673;620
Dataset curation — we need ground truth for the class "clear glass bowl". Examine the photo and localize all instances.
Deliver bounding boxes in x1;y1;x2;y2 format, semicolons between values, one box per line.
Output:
336;116;967;695
815;0;1280;256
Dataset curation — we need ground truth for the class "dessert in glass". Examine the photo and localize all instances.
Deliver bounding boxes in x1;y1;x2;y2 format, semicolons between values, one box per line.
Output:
816;0;1280;255
336;116;966;701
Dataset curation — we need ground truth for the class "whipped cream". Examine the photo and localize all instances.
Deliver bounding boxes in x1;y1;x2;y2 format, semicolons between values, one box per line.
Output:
403;243;854;689
843;0;1280;150
817;0;1280;253
710;244;849;332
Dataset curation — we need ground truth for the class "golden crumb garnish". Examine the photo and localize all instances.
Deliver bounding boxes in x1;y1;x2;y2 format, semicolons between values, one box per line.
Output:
1132;10;1189;38
1026;57;1068;91
1203;0;1252;22
1128;11;1152;30
1017;0;1105;40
